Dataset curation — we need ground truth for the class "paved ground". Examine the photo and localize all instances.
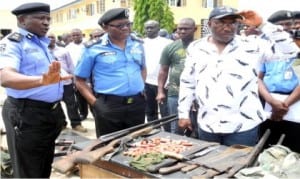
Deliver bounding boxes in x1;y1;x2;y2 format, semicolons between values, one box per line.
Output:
0;87;97;178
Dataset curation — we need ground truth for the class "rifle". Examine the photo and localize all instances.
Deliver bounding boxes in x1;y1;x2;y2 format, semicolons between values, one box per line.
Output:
226;128;271;177
52;115;177;174
73;117;178;164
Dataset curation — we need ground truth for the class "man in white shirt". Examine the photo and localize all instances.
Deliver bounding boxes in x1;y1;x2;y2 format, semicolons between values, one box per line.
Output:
178;6;299;146
143;20;173;124
48;33;87;133
65;28;89;120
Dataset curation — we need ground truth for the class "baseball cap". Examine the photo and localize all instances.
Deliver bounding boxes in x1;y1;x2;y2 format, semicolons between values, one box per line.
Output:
209;6;243;20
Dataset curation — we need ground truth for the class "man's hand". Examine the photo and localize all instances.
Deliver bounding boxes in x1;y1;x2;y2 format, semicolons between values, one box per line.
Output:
178;118;192;131
156;91;166;104
41;61;73;85
237;10;263;27
270;100;288;121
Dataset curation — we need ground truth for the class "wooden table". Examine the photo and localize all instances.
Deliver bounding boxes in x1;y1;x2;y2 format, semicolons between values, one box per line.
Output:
79;131;253;178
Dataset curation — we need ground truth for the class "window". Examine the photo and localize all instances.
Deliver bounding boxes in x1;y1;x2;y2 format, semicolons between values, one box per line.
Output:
96;0;105;14
68;8;77;19
120;0;126;7
200;19;210;37
202;0;222;8
86;4;95;16
55;13;63;23
167;0;186;6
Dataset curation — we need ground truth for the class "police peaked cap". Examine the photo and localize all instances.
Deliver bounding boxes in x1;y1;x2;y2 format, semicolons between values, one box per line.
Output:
294;11;300;19
268;10;293;23
12;2;50;16
98;8;129;26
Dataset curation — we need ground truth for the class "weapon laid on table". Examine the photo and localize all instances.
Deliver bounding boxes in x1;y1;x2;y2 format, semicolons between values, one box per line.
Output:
157;129;270;177
157;145;219;174
226;128;271;177
146;143;219;173
73;117;178;164
52;114;177;174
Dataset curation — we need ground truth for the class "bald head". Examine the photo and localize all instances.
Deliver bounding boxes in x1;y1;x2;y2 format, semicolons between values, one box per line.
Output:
176;18;196;42
144;20;160;38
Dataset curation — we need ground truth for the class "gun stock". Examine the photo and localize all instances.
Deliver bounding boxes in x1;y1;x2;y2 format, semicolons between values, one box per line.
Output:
52;139;102;174
73;118;177;164
73;126;154;164
227;128;271;177
52;116;177;174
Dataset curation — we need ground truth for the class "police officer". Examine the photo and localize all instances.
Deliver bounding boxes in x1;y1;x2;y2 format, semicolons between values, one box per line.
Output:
258;10;300;153
292;11;300;77
75;8;146;137
0;2;72;178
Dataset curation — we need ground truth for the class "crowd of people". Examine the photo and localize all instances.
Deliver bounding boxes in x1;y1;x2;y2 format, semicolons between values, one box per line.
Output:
0;2;299;178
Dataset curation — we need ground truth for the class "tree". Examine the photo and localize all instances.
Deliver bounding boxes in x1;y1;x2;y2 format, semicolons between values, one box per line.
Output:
132;0;175;37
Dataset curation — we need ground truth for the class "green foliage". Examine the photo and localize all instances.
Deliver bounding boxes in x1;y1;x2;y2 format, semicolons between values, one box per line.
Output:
132;0;175;37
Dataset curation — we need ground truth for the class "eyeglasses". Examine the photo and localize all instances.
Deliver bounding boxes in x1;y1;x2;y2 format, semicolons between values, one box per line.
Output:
212;19;239;28
107;22;132;29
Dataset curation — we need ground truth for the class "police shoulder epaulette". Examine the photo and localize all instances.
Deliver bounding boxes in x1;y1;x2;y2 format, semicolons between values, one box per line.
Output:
130;34;144;44
7;32;23;42
84;38;102;48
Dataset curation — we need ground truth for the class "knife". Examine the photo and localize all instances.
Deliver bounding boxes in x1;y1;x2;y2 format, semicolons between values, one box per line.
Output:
146;142;218;173
158;145;219;174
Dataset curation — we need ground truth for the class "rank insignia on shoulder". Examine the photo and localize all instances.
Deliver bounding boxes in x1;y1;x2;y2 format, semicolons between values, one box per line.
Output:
84;39;102;48
8;32;23;42
130;34;144;43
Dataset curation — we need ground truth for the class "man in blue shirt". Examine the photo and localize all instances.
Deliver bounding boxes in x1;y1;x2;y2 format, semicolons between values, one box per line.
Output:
75;8;146;137
0;2;72;178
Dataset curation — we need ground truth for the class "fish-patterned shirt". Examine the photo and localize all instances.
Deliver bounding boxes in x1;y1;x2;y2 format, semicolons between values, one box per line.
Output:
178;22;299;133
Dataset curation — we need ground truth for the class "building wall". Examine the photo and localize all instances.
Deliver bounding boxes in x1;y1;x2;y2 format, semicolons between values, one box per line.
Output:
0;10;18;37
50;0;239;38
0;0;239;39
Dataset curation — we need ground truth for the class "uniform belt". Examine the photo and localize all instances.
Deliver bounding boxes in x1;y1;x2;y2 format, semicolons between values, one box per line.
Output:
95;93;142;104
7;96;60;110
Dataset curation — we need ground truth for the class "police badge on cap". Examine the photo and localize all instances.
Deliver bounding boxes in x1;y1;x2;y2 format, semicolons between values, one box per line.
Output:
98;8;129;26
268;10;293;23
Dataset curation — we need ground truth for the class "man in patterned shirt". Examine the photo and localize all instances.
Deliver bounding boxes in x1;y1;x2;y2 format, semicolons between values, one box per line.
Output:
177;6;299;146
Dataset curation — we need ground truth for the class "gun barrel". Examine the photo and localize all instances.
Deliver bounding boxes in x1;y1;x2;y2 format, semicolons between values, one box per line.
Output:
99;114;177;141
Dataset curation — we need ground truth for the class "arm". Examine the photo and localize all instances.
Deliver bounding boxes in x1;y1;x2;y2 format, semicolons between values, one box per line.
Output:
0;61;72;90
239;10;299;59
141;67;147;82
178;48;196;131
156;65;169;103
75;76;97;105
258;72;288;121
284;85;300;107
65;50;75;75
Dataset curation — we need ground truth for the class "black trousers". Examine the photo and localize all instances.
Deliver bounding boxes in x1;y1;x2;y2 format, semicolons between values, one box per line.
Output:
260;119;300;153
62;84;82;127
259;92;300;153
2;97;65;178
145;83;169;121
93;93;146;137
